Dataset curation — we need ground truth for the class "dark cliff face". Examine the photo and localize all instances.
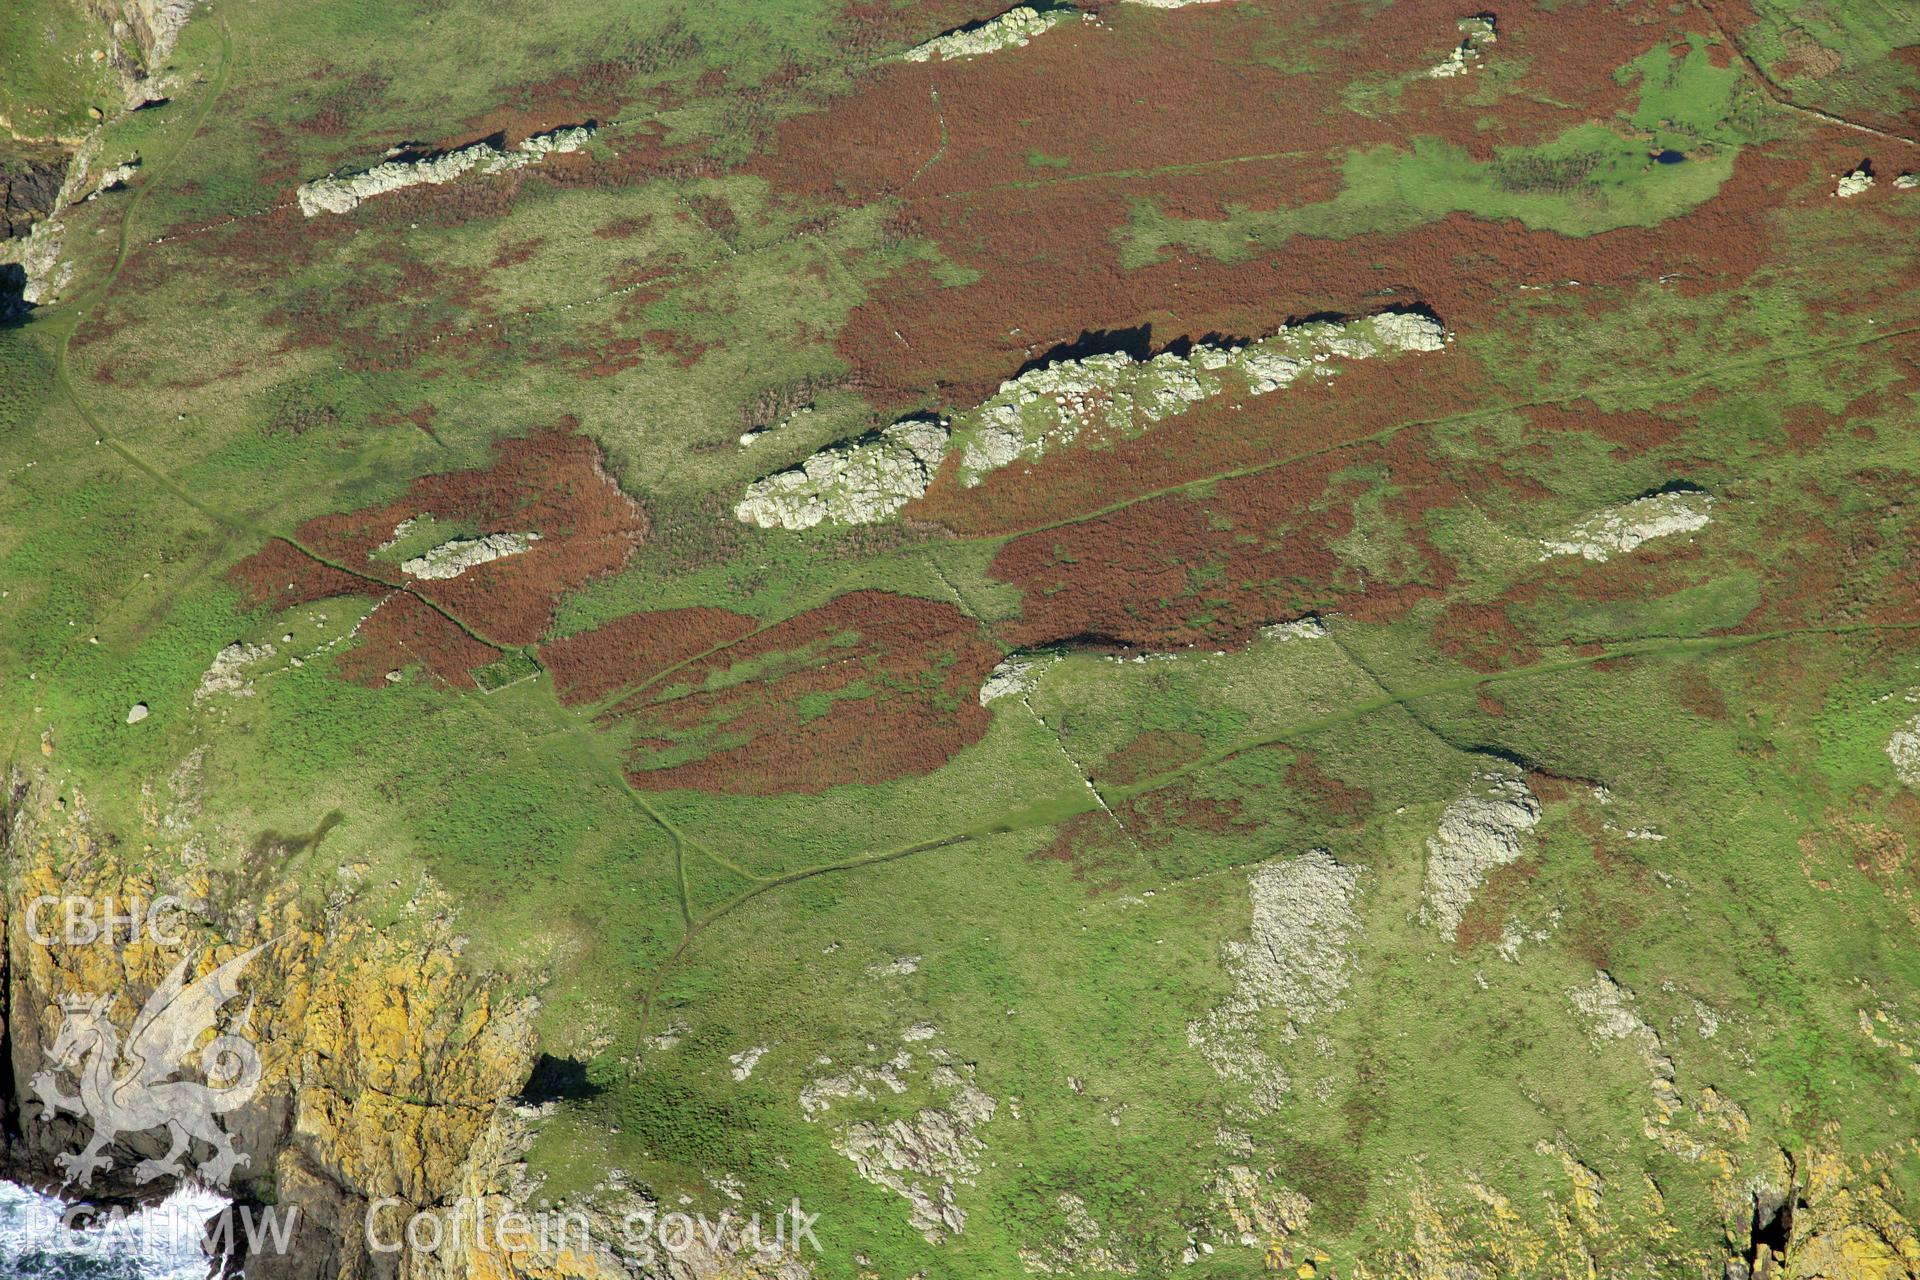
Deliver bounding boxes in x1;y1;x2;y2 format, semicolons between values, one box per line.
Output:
0;148;68;240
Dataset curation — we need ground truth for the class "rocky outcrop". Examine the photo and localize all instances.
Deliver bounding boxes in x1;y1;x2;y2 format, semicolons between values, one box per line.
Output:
1419;772;1539;936
296;126;596;217
0;0;194;308
734;419;948;530
836;1071;996;1244
953;312;1448;487
978;652;1057;705
193;640;275;702
1886;707;1920;787
734;313;1446;528
402;532;540;580
903;7;1073;62
1188;850;1362;1112
1540;488;1713;561
0;149;68;240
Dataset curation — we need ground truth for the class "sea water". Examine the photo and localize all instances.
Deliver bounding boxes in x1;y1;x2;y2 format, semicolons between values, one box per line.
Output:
0;1181;225;1278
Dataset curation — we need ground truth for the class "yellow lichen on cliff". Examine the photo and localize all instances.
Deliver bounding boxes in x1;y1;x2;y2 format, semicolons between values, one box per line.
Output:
1787;1145;1920;1280
4;778;542;1277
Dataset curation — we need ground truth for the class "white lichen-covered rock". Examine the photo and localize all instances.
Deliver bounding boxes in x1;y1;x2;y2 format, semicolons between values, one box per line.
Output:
728;1045;769;1082
952;312;1449;485
1428;15;1497;77
1189;850;1362;1111
1569;970;1674;1081
1541;489;1713;562
84;159;139;200
1896;173;1919;191
1420;773;1540;936
296;125;595;217
401;531;539;580
1836;168;1875;198
1235;850;1363;1025
903;6;1069;61
194;640;275;702
979;652;1059;704
1371;310;1449;351
1123;0;1228;6
735;420;948;529
1259;616;1328;643
2;215;72;305
829;1059;998;1251
1887;713;1920;787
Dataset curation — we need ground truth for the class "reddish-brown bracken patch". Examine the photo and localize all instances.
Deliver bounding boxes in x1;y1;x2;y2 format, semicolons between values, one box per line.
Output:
603;590;1001;794
1432;603;1542;673
749;1;1799;415
1096;730;1209;786
980;427;1465;652
335;593;502;689
1029;811;1138;896
1522;401;1690;457
1671;666;1731;720
1283;750;1373;823
1453;854;1543;951
542;607;759;706
228;426;646;683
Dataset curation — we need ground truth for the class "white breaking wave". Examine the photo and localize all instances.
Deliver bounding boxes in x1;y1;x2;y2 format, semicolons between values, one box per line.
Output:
0;1180;229;1278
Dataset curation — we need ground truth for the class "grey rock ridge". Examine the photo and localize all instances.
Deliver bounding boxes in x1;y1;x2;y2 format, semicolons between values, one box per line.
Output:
296;126;597;217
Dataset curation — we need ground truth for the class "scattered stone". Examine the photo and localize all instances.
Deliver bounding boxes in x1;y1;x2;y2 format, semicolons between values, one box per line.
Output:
125;703;149;724
401;531;539;579
836;1074;997;1243
296;125;595;216
1428;15;1497;78
1836;167;1875;198
1420;772;1540;936
904;7;1070;61
646;1020;689;1052
868;954;922;978
979;652;1059;705
800;1060;910;1118
728;1045;769;1082
902;1022;940;1042
1540;488;1713;562
1019;1192;1137;1274
736;420;948;529
194;640;275;703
